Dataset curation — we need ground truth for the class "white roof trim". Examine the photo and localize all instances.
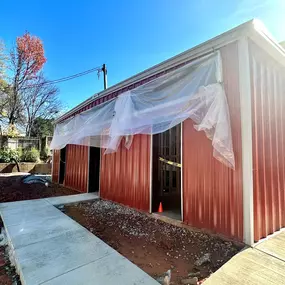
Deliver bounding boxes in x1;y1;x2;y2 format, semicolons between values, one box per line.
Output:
249;20;285;65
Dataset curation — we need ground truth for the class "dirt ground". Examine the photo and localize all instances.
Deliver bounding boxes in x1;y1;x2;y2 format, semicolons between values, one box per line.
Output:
0;174;79;203
0;220;21;285
0;175;78;285
64;200;243;285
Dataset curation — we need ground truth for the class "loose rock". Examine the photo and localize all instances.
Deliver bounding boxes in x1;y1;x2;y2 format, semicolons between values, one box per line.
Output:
156;269;171;285
64;200;243;285
181;277;198;285
188;271;201;278
194;253;211;266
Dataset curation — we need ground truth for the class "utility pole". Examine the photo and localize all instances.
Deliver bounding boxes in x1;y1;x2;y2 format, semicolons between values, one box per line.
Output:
102;64;108;90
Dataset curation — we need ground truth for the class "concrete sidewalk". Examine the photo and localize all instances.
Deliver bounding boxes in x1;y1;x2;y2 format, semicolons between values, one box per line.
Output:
45;192;99;205
0;196;159;285
204;231;285;285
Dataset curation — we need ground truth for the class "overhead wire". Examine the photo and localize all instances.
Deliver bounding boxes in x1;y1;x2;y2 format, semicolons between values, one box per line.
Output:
21;65;104;89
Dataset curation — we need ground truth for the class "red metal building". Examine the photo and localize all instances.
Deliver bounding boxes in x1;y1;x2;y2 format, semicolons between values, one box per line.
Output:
52;20;285;245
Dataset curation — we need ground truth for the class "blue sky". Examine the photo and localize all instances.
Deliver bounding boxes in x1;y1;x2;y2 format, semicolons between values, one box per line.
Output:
1;0;285;111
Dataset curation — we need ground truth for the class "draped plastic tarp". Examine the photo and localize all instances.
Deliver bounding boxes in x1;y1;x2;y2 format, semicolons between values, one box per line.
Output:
51;52;235;168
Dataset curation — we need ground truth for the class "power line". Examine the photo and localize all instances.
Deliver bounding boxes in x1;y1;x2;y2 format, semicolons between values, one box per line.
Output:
21;65;104;89
46;66;103;84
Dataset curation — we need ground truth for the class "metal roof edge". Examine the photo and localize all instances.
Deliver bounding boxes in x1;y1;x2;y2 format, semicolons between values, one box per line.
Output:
55;19;256;124
249;19;285;65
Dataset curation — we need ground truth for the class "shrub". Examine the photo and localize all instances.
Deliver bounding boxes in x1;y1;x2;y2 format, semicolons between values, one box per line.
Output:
0;148;11;163
40;147;50;161
0;148;21;163
21;147;40;162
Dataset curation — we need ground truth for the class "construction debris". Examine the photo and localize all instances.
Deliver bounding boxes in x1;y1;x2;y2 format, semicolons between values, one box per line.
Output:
22;175;48;185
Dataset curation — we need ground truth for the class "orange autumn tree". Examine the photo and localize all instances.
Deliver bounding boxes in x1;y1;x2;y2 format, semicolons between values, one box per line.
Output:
8;32;46;125
16;33;46;79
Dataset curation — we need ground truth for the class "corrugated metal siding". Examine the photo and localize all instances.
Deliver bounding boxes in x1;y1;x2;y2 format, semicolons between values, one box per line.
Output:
182;42;243;241
64;144;89;193
100;135;151;211
52;150;60;183
249;41;285;241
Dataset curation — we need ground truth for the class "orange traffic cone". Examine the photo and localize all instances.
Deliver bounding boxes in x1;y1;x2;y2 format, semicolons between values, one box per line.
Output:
158;202;163;213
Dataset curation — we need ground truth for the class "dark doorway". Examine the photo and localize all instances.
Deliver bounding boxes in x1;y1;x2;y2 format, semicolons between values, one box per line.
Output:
59;146;66;184
88;147;101;193
152;124;181;220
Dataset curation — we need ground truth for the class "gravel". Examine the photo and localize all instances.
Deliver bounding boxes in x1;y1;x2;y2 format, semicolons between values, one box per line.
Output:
64;199;243;284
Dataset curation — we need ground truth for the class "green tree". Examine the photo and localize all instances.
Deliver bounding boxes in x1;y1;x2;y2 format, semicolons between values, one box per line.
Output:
30;117;54;138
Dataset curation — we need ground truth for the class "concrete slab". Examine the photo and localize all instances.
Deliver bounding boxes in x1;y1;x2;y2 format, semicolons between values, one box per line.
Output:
45;193;98;206
15;229;114;285
255;231;285;262
43;251;159;285
204;248;285;285
0;196;159;285
157;210;182;221
0;199;49;211
0;172;30;177
1;204;63;227
6;215;79;249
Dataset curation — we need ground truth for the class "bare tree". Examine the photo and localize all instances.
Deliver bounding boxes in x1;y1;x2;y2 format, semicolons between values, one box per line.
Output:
22;73;61;137
0;33;63;136
0;40;9;126
0;40;7;79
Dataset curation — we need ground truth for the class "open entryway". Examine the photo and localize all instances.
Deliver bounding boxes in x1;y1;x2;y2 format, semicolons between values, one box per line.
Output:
88;146;101;193
59;146;66;184
152;124;182;220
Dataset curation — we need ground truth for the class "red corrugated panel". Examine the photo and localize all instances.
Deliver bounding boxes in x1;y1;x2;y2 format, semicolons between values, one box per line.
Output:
52;150;60;183
64;144;89;193
100;135;151;211
249;41;285;241
183;42;243;241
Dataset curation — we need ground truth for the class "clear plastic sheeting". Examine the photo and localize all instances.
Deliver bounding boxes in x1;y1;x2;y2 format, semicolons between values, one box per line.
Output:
51;52;235;168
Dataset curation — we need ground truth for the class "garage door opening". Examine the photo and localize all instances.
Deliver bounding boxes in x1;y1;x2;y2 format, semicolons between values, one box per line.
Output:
152;124;182;220
88;147;100;193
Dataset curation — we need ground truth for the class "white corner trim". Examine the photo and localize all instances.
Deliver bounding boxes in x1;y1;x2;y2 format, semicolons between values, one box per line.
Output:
87;146;90;193
238;37;254;245
98;148;101;198
51;150;54;182
180;122;184;222
149;134;153;213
